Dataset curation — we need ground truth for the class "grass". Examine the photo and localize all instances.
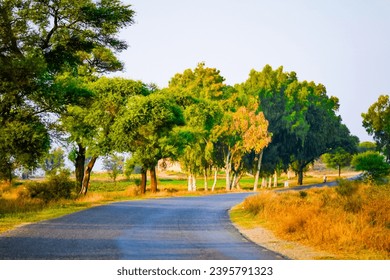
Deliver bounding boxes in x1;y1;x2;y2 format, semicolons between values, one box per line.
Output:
231;180;390;259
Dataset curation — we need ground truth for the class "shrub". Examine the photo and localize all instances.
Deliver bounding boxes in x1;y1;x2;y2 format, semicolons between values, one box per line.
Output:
352;151;390;181
335;180;359;197
27;173;74;203
299;191;308;199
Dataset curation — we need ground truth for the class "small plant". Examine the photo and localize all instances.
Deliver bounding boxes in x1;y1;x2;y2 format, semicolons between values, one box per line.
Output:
299;191;308;199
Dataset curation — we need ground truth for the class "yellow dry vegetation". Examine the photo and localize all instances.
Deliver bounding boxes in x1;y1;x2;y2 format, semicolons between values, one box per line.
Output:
241;182;390;259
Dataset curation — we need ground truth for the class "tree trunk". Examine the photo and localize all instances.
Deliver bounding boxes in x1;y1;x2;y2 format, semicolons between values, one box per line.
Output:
298;169;304;185
150;166;158;193
79;155;98;195
231;172;237;190
187;173;196;191
192;174;196;191
261;177;266;188
7;164;12;184
203;168;208;191
211;168;218;191
268;177;272;188
233;172;243;189
273;172;277;188
188;173;192;191
75;143;86;190
253;150;263;191
140;167;147;194
338;164;341;177
225;151;231;191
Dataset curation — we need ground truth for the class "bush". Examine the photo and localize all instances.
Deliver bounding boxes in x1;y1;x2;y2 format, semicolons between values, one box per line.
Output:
27;173;74;203
335;180;359;197
352;151;390;181
299;191;308;199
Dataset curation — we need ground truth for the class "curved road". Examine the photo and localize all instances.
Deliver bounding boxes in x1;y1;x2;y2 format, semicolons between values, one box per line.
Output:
0;193;286;260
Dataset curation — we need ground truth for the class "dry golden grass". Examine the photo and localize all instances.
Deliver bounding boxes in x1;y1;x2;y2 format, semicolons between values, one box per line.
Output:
241;182;390;259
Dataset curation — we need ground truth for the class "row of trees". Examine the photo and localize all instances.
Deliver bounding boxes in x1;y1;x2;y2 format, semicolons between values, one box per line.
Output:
1;1;367;195
57;63;359;194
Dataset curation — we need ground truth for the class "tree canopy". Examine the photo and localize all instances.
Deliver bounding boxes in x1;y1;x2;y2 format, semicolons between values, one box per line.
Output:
0;0;135;183
362;94;390;161
240;65;358;184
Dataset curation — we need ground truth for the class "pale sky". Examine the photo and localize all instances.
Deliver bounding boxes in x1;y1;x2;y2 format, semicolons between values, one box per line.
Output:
113;0;390;142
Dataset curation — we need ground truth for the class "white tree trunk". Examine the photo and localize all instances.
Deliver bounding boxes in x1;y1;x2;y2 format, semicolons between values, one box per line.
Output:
273;172;277;188
225;151;231;191
188;173;197;191
203;168;208;191
253;150;263;191
192;174;197;191
188;174;192;191
261;177;266;188
268;177;272;188
211;168;218;191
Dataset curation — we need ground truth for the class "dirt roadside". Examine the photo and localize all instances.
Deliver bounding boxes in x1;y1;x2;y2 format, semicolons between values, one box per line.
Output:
232;221;335;260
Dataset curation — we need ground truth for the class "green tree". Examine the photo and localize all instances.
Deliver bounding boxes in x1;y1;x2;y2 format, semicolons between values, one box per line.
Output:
322;147;353;177
352;151;390;181
61;77;147;194
0;111;50;182
362;95;390;161
40;147;66;176
165;63;228;191
113;93;185;193
102;153;124;183
212;104;271;190
241;65;358;185
168;62;226;100
0;0;134;183
358;141;376;153
176;99;224;191
239;65;295;177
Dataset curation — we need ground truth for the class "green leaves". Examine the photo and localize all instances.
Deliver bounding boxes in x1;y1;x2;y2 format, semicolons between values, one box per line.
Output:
241;65;358;184
362;95;390;161
352;151;390;181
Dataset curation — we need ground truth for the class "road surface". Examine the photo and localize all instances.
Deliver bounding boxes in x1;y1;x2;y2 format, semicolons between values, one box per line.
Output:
0;193;286;260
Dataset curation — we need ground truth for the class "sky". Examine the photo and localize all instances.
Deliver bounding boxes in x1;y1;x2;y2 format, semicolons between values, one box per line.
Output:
112;0;390;142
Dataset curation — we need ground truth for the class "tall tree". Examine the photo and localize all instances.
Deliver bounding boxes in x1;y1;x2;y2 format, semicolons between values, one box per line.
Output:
241;65;358;185
61;77;147;194
286;80;358;185
322;147;353;177
166;63;228;191
0;0;135;182
212;104;271;190
178;100;224;191
362;95;390;161
113;93;185;193
239;65;297;177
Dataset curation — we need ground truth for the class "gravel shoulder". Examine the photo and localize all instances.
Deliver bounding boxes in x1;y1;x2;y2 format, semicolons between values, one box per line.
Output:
231;221;335;260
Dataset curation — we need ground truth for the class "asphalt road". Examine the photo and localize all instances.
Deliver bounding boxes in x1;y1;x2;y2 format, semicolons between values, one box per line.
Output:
0;193;286;260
